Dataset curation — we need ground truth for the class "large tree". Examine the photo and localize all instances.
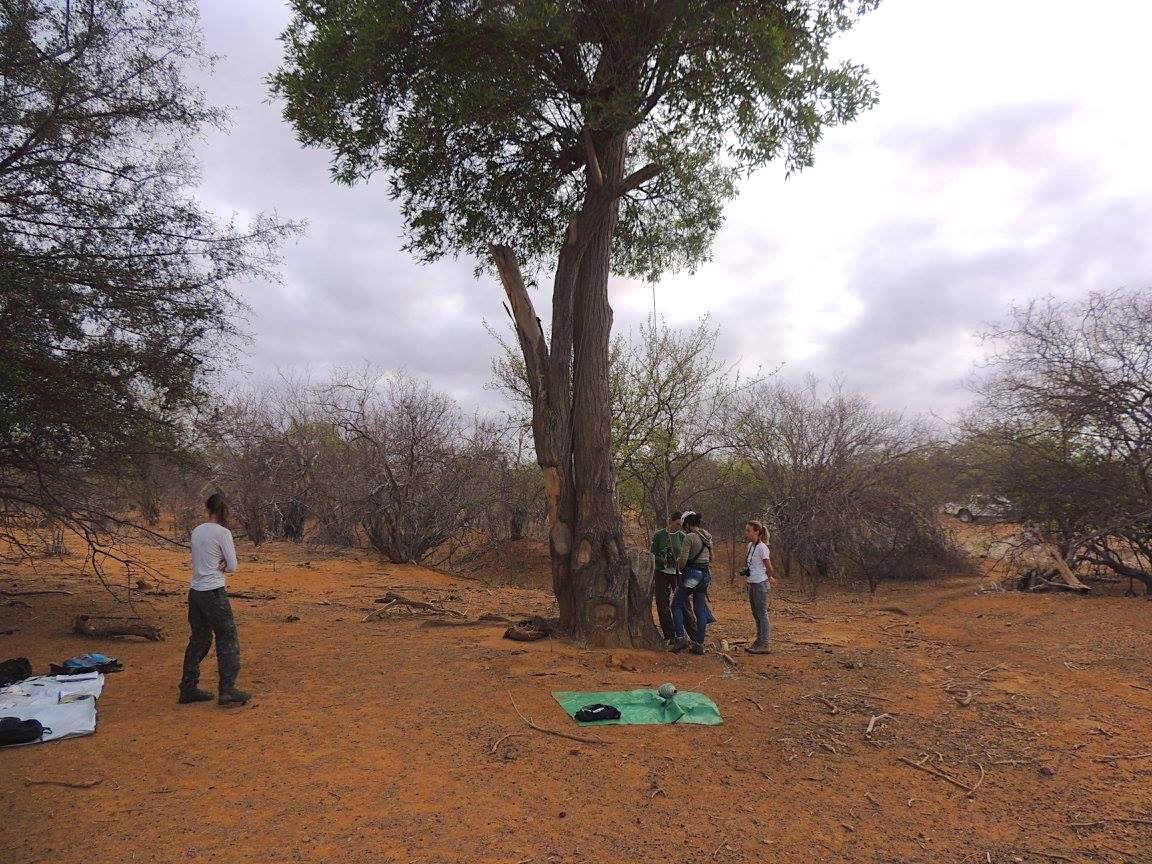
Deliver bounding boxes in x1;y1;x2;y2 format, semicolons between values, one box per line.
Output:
273;0;879;645
0;0;293;566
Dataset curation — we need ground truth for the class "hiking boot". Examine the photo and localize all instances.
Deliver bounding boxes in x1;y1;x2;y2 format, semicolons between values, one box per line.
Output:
669;637;692;653
218;689;251;707
689;642;706;656
177;688;213;704
745;644;772;655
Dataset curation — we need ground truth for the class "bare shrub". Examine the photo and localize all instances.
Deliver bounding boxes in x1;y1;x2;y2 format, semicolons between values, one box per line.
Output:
729;379;962;594
962;290;1152;594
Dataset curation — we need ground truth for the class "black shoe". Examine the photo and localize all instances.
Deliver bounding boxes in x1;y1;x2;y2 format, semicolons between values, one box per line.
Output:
218;689;251;707
669;637;692;653
690;642;706;656
178;688;213;704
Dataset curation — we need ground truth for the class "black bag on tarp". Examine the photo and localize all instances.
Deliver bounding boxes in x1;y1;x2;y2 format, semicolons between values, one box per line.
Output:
575;703;622;722
0;657;33;687
0;717;49;746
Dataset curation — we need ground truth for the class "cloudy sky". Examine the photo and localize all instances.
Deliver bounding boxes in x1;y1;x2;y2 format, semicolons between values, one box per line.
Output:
191;0;1152;419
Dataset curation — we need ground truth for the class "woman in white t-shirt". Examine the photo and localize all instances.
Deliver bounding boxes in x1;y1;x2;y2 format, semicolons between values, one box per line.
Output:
742;520;778;655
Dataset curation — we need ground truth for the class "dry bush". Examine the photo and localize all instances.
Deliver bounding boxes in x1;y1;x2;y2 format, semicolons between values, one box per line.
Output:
729;379;965;594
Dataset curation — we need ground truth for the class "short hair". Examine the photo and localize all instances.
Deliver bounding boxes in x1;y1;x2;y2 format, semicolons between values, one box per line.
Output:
669;511;682;521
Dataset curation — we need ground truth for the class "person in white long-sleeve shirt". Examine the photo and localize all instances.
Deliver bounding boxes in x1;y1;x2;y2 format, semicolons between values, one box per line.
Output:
178;494;250;706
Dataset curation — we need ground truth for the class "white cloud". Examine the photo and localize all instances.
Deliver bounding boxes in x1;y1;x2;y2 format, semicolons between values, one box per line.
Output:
192;0;1152;420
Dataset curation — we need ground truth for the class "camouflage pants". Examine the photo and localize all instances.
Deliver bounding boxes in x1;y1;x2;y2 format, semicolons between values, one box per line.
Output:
653;571;696;641
180;588;241;693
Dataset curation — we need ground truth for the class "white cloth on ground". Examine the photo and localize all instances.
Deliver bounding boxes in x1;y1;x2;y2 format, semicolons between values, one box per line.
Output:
0;674;104;744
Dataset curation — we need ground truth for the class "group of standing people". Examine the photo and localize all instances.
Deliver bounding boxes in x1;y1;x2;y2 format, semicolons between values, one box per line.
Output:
651;511;778;655
176;494;781;706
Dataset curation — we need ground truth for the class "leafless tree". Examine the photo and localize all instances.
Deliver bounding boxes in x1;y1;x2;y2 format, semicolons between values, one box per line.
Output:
962;290;1152;594
729;379;957;594
315;369;494;564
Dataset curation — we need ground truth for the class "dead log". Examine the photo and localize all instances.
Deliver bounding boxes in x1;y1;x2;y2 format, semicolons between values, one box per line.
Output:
364;591;466;622
1040;544;1092;592
1;589;73;597
72;615;162;641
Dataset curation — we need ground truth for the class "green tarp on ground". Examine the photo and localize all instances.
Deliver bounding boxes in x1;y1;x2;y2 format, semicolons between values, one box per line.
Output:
552;689;723;726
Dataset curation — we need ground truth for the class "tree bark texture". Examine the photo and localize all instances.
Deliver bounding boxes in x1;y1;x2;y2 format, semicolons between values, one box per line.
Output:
490;132;660;648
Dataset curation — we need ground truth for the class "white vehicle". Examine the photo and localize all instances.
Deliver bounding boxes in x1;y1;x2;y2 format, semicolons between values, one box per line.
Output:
943;495;1012;523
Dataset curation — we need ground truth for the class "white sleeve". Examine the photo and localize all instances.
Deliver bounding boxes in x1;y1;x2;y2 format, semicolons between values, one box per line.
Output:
759;542;771;562
220;529;238;574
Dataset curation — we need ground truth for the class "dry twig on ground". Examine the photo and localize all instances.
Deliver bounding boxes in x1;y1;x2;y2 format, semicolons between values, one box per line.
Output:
364;591;466;622
897;756;976;794
1093;752;1152;763
506;690;603;746
24;777;103;789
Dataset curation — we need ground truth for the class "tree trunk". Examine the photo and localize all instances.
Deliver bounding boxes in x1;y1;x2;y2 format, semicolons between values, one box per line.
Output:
490;132;660;648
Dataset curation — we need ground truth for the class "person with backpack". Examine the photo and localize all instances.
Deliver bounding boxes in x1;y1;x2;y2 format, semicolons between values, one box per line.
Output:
671;511;716;654
178;493;250;707
742;520;778;654
650;512;696;642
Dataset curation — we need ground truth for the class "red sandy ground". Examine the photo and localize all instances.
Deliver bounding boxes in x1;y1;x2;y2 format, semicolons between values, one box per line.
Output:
2;526;1150;864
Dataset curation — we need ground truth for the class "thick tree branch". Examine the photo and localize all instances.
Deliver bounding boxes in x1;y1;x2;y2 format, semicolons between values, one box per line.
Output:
490;244;548;405
618;162;663;195
581;127;603;188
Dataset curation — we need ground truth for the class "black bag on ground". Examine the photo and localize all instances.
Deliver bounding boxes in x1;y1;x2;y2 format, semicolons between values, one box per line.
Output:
0;657;33;687
575;703;622;722
0;717;49;746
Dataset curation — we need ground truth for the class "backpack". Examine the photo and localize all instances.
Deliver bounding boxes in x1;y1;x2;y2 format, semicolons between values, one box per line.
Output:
0;657;32;687
575;704;622;722
0;717;50;747
49;653;123;676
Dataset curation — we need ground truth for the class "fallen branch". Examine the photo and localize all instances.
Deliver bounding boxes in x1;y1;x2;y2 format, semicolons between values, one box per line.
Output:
898;756;974;794
490;732;527;755
865;713;892;735
1;589;73;597
72;615;162;641
1069;816;1152;828
977;664;1005;680
0;627;19;635
507;690;603;746
746;698;764;713
367;591;465;619
1093;752;1152;763
969;761;986;794
24;777;103;789
1022;851;1076;863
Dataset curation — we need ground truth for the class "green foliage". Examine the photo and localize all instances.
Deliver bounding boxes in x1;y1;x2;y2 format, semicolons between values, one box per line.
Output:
0;0;295;550
272;0;879;277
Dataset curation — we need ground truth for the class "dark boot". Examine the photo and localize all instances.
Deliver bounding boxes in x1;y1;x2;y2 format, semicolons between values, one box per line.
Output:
178;687;213;704
669;637;692;653
218;689;251;707
689;642;706;656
